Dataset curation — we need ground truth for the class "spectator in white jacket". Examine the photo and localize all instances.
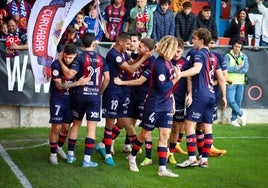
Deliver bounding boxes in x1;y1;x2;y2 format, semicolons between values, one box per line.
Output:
257;0;268;46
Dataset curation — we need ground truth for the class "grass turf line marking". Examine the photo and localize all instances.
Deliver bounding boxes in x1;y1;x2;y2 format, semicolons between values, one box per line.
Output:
0;144;33;188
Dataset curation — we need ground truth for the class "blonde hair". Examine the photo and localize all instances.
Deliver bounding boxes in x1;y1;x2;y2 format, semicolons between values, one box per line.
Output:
156;36;178;60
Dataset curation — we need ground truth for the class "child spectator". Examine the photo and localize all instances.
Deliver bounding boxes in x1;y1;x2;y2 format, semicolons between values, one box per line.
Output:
102;0;129;42
151;0;175;43
228;8;255;46
128;0;153;39
0;22;8;39
175;1;196;45
84;5;104;42
0;9;7;24
57;25;78;53
196;5;218;41
72;11;88;40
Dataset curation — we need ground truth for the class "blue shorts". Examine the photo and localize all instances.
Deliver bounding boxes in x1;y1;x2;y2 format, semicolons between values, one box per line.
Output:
173;96;185;122
73;95;101;121
185;96;215;124
131;94;145;120
102;93;134;118
49;102;73;124
140;110;173;131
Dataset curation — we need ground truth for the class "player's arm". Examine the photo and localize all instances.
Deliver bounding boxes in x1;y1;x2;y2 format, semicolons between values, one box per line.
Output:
101;71;110;94
180;62;202;77
53;76;90;90
185;76;192;107
114;75;147;86
58;52;78;79
120;51;152;75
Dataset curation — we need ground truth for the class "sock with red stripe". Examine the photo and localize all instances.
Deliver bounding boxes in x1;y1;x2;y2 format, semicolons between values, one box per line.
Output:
104;128;112;154
124;134;131;144
145;141;152;159
111;123;121;140
58;132;67;148
85;137;95;156
158;147;168;166
177;133;184;143
202;134;213;158
186;134;196;157
169;142;176;153
131;138;143;156
196;130;204;156
50;142;57;154
128;135;136;144
67;139;77;156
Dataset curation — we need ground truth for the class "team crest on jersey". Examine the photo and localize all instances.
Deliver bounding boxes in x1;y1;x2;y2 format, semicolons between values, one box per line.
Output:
159;74;166;82
116;56;122;63
120;11;125;16
52;69;59;76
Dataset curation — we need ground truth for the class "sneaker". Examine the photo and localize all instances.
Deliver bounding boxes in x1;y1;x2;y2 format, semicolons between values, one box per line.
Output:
122;144;132;153
168;153;177;164
82;160;98;168
231;120;240;127
174;143;187;155
95;144;106;159
140;157;152;166
67;155;76;164
240;112;247;126
49;154;58;165
199;161;208;168
158;169;179;178
176;159;199;168
105;157;115;166
138;148;142;154
57;147;67;159
128;155;139;172
209;145;227;157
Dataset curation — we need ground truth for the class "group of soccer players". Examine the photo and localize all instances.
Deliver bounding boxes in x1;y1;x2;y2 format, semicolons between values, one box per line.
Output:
48;27;228;178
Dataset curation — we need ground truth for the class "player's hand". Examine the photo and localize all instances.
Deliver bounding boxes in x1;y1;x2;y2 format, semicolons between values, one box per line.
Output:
222;97;227;109
77;76;91;86
185;94;192;107
114;77;123;85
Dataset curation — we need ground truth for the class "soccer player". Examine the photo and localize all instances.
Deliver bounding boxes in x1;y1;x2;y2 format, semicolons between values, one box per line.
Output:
177;28;227;168
63;33;110;168
49;43;90;165
95;32;149;166
167;38;191;164
114;38;156;166
127;35;181;177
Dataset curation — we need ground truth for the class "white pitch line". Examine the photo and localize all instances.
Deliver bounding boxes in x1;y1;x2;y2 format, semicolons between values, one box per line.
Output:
0;144;32;188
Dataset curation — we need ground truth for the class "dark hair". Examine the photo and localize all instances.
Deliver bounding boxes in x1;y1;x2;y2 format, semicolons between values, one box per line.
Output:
236;8;251;23
182;1;192;9
116;31;131;42
202;5;211;12
130;31;142;41
140;38;155;51
63;43;77;55
232;39;244;49
66;25;76;33
159;0;171;5
82;33;96;47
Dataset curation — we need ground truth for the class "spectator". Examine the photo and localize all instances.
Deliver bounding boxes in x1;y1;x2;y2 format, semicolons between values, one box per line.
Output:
6;0;32;31
72;11;88;40
175;1;197;45
0;9;7;24
128;0;153;39
224;39;248;127
196;5;218;41
256;0;268;46
99;0;112;14
230;0;246;19
57;25;79;53
0;22;8;39
84;4;104;42
246;0;268;47
151;0;175;43
102;0;129;42
5;17;28;57
147;0;158;12
124;0;137;10
228;8;254;46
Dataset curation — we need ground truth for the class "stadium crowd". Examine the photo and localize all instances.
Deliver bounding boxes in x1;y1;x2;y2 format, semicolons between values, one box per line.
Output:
0;0;265;178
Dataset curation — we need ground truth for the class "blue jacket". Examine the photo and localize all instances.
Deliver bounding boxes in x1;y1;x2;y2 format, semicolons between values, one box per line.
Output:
151;5;175;42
